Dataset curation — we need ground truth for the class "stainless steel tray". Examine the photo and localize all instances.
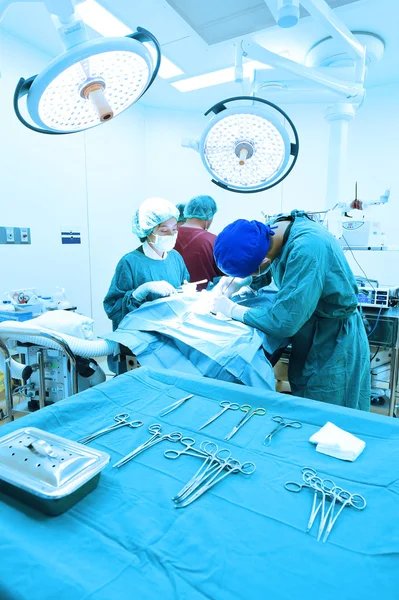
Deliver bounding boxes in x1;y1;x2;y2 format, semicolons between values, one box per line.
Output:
0;427;110;515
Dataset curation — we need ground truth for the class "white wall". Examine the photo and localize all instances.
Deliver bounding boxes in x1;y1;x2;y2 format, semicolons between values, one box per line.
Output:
0;31;147;335
344;84;399;286
143;90;399;287
1;29;398;339
0;31;91;315
85;106;146;334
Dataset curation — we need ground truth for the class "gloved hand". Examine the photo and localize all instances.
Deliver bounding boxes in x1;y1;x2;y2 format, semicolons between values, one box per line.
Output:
133;281;177;302
211;276;252;298
209;294;235;318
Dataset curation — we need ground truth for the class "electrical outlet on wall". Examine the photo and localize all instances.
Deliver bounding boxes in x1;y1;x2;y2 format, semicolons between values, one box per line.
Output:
6;228;14;243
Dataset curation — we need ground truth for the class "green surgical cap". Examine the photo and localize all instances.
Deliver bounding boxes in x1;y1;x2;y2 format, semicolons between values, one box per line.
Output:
184;195;217;221
132;197;179;239
176;203;187;223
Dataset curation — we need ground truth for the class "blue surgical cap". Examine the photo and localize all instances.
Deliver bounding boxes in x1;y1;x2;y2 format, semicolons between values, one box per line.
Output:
132;197;179;239
176;203;187;223
214;220;274;278
184;195;217;221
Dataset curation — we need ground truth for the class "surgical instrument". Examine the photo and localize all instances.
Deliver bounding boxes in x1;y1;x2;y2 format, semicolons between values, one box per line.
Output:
176;457;256;508
172;444;232;503
77;413;143;445
113;424;182;468
198;401;240;430
164;438;256;508
263;416;302;446
225;405;266;441
160;394;194;417
322;489;366;543
177;279;208;292
285;467;366;543
164;438;217;461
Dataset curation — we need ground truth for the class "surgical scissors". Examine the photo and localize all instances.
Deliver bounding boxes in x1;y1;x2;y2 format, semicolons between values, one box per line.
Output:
160;394;194;417
225;404;266;440
113;424;182;468
77;413;143;445
198;400;240;430
263;416;302;446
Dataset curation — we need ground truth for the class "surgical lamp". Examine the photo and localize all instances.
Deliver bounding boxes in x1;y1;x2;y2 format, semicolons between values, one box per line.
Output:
2;0;160;134
183;96;299;194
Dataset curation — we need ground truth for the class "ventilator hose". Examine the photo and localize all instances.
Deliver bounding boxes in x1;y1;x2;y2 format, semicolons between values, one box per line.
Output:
85;364;107;387
0;356;25;379
0;330;117;358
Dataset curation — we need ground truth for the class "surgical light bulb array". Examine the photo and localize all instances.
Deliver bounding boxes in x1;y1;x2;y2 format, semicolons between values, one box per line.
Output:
203;113;286;190
195;97;299;193
37;51;149;132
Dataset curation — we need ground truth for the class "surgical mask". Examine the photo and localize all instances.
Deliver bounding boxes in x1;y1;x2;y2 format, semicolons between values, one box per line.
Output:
150;233;177;253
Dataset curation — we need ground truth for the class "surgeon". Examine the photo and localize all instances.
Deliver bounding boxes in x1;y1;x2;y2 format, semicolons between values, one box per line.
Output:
175;195;223;290
210;210;370;411
104;197;189;330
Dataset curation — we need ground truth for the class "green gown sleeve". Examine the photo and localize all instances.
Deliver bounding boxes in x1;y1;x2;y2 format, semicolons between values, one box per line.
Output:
103;258;141;328
243;241;325;339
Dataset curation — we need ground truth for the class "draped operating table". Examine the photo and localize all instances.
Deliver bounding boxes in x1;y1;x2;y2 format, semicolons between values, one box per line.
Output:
1;366;398;600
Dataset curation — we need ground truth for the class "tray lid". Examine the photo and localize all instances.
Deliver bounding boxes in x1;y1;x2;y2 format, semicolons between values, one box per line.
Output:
0;427;109;499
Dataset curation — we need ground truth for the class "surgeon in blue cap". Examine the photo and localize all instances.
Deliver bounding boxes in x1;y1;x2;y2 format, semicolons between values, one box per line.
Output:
210;210;370;411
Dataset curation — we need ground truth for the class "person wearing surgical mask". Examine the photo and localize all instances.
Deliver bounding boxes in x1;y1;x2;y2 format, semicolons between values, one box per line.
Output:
210;212;370;412
104;197;189;330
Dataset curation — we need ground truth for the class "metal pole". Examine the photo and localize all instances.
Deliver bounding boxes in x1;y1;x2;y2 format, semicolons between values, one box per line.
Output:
0;339;14;422
324;103;356;209
37;349;46;409
389;332;399;417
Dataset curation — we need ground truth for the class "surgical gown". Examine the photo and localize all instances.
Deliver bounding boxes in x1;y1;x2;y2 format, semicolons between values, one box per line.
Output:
104;247;189;329
244;211;370;410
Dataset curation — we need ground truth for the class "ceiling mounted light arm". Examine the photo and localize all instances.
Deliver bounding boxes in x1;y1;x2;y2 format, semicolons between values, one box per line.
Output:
299;0;366;82
185;96;299;194
241;40;363;99
127;27;161;91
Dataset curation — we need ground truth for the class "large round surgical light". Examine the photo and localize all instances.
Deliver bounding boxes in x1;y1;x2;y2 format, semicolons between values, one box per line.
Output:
199;96;299;193
14;28;161;135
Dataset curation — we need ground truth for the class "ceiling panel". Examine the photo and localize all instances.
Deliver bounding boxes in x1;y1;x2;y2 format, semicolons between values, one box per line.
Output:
165;0;361;45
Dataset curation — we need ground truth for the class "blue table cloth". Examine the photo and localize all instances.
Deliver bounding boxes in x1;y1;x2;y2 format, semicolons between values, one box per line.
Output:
1;366;399;600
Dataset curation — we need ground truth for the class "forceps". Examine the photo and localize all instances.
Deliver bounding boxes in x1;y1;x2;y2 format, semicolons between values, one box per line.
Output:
263;416;302;446
199;401;240;430
285;472;334;536
113;424;182;468
322;489;366;543
171;444;232;503
285;467;366;542
160;394;194;417
176;459;256;508
225;404;266;441
164;437;214;460
77;413;143;445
